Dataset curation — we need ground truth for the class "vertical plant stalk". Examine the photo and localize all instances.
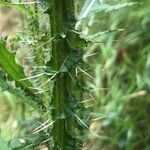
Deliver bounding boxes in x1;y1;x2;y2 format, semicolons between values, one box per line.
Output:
48;0;79;149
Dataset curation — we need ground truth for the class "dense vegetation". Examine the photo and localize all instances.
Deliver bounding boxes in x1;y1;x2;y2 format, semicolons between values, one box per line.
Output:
0;0;149;149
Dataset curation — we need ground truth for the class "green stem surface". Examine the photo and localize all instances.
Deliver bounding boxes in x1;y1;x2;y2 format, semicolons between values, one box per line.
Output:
48;0;78;149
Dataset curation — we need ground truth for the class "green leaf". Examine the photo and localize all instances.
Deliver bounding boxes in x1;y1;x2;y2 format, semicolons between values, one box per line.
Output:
0;41;45;111
0;41;33;93
0;135;9;150
0;72;42;111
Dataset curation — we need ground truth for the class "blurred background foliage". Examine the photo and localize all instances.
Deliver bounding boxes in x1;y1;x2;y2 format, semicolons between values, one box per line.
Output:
0;0;150;149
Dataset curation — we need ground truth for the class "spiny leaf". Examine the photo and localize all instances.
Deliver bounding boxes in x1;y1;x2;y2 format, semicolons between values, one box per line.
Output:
0;72;43;112
0;41;33;92
0;41;45;111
